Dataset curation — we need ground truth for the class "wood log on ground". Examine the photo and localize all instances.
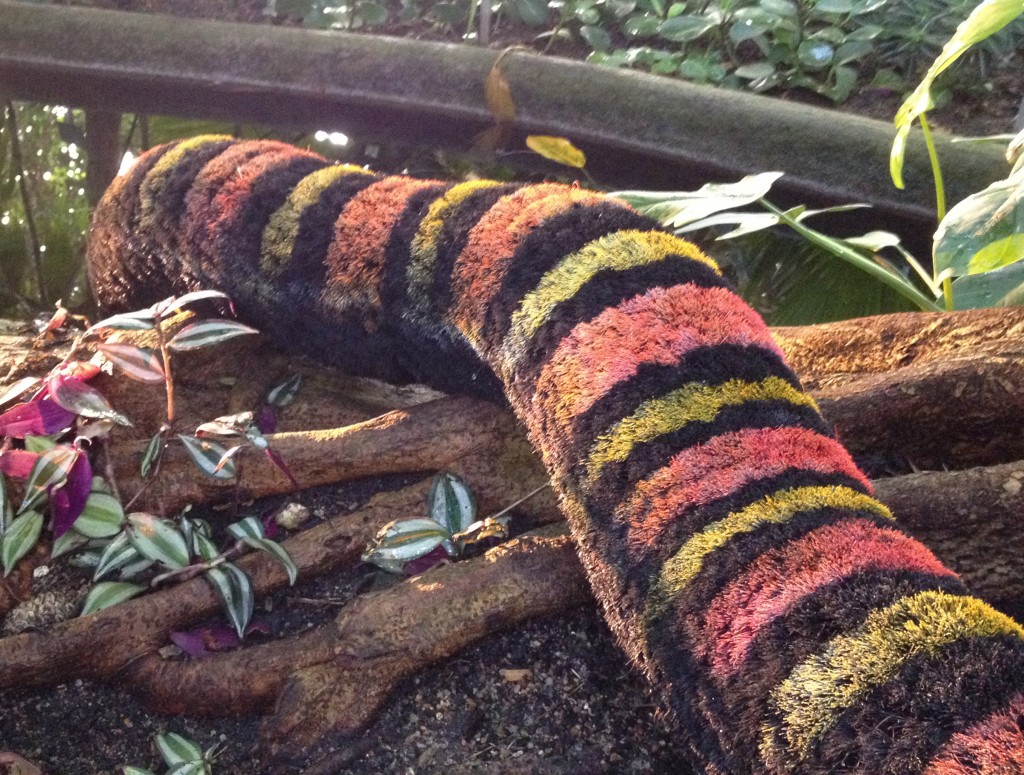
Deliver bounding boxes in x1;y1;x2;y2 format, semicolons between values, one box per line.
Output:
2;307;1024;763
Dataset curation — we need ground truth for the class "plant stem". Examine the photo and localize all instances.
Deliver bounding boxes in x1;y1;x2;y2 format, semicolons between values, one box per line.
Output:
154;318;176;424
919;114;947;222
486;482;550;522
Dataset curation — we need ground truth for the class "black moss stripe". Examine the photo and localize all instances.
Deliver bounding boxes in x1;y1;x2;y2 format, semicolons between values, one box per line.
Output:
809;633;1024;775
378;183;452;315
148;139;236;240
708;570;967;770
430;183;519;318
583;399;831;516
478;202;659;349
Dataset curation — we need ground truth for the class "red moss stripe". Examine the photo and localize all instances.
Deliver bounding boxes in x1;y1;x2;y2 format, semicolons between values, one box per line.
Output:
699;519;956;680
530;284;783;447
618;426;870;557
923;693;1024;774
324;177;438;312
448;185;604;346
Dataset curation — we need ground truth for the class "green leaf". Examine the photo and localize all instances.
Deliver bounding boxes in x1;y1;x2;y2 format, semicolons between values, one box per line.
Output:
50;528;89;559
141;431;164;479
167;319;259;351
511;0;550;25
242;536;299;585
934;171;1024;278
734;62;777;79
23;435;57;453
178;435;237;480
122;768;159;775
834;39;872;64
359;0;389;24
580;24;613;50
1;510;43;576
728;19;768;43
950;258;1024;308
72;491;125;538
612;171;784;229
19;445;78;514
797;39;834;69
227;515;265;542
623;13;661;36
429;472;477;535
126;513;191;569
891;0;1024;188
166;763;207;775
96;343;165;383
0;475;11;533
205;563;254;639
812;0;854;12
361;517;451;572
430;2;465;24
155;732;204;766
659;14;717;41
80;580;146;615
94;530;142;580
759;0;798;15
193;531;221;563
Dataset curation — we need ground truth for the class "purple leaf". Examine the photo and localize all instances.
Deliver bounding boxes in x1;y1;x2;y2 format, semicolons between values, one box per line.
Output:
264;447;300;490
255;404;277;435
169;619;270;658
0;401;76;438
51;451;93;538
402;544;451;576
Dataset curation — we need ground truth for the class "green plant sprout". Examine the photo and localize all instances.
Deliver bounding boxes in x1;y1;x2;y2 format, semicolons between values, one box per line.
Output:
123;731;219;775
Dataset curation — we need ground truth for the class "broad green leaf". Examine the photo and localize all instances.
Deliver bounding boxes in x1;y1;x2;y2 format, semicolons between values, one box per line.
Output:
797;39;834;69
892;0;1024;188
934;172;1024;277
734;62;777;80
525;136;587;169
23;435;57;453
760;0;797;14
205;563;254;639
812;0;854;12
242;536;298;585
362;518;451;572
96;343;165;383
728;18;768;43
126;513;191;569
94;531;140;580
659;14;717;41
167;319;258;351
19;445;78;514
2;510;43;576
950;255;1024;308
358;0;389;24
613;172;784;229
178;435;237;480
623;13;661;36
155;732;204;766
72;491;125;538
227;515;265;542
80;580;146;615
580;24;613;50
266;374;302;407
429;472;477;535
511;0;550;26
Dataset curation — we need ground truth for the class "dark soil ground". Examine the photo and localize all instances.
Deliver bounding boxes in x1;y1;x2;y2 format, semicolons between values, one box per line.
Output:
3;5;1024;774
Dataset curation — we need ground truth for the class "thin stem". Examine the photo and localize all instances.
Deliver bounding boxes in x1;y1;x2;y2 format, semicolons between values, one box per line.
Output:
486;482;550;522
154;318;176;424
919;114;947;222
4;101;46;305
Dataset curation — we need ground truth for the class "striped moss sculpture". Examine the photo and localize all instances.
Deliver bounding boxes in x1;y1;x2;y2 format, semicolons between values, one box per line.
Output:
87;136;1024;774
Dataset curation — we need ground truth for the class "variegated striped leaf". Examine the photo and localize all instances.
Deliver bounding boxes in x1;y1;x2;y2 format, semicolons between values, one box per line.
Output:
126;513;191;569
177;435;237;480
241;536;298;585
429;472;477;536
80;580;146;615
205;563;254;639
155;731;204;766
167;319;258;351
19;445;78;514
1;509;43;576
72;491;125;538
96;343;166;383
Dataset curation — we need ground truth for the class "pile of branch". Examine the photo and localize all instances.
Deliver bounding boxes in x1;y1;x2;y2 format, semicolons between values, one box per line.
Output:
2;306;1023;767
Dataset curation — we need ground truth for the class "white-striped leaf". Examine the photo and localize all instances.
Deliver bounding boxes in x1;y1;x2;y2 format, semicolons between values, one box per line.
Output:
205;563;254;639
141;431;165;479
227;516;264;542
85;310;156;336
0;376;41;408
192;531;220;562
156;290;232;318
195;412;252;438
168;319;258;351
47;377;132;426
96;343;166;383
2;510;43;576
72;491;125;538
126;513;191;569
166;762;207;775
50;524;89;559
19;445;78;514
362;517;450;572
80;580;146;615
94;530;142;580
155;731;204;766
177;435;237;480
122;768;158;775
429;472;477;536
242;536;298;585
266;373;302;407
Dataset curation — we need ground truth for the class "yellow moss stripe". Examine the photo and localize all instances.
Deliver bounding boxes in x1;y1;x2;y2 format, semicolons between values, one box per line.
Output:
138;134;232;232
585;377;818;485
500;230;720;368
406;179;503;317
260;163;373;275
650;486;892;614
763;590;1024;764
